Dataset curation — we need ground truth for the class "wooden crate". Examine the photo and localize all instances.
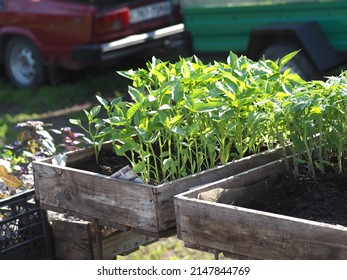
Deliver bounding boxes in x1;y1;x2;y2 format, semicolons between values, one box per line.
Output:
174;158;347;259
33;143;285;237
51;217;156;260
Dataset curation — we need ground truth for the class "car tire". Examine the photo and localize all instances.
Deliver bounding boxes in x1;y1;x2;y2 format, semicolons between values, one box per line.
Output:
5;37;46;88
260;43;319;80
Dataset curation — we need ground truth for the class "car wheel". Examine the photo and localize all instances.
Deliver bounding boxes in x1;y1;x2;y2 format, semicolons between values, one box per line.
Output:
260;43;319;80
5;37;46;88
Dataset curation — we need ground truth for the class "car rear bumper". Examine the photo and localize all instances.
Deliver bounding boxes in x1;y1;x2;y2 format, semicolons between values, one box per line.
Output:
72;23;186;62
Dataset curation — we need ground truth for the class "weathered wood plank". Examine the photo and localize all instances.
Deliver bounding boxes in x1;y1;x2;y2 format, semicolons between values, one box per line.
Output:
34;162;158;234
155;150;289;232
100;230;157;259
51;218;157;259
177;197;347;259
34;143;289;235
51;219;93;260
181;158;287;199
175;159;347;260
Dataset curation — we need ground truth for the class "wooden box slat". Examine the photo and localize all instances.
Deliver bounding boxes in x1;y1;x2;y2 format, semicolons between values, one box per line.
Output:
174;159;347;259
51;219;93;260
101;229;157;258
33;144;286;236
51;218;156;259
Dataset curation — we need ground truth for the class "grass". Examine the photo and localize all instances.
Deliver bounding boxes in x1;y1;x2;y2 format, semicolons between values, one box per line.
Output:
1;67;128;110
0;66;131;146
117;237;215;260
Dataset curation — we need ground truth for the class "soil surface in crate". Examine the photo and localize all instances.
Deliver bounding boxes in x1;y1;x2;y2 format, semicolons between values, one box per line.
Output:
235;172;347;227
70;149;130;176
70;148;166;185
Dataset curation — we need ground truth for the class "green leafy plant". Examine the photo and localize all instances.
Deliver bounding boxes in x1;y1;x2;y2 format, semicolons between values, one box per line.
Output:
283;73;347;178
71;52;304;184
69;97;113;164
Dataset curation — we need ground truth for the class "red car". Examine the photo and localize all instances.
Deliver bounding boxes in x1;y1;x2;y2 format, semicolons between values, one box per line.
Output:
0;0;185;88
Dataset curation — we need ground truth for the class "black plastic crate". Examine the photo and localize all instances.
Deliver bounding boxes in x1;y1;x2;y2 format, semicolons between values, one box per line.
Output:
0;189;53;259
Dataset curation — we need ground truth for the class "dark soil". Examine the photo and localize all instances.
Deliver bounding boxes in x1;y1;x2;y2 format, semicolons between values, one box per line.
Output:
235;171;347;227
69;148;130;176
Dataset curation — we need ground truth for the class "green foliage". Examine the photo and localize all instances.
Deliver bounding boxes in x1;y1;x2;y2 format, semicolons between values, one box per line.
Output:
70;51;347;183
71;51;305;184
285;73;347;178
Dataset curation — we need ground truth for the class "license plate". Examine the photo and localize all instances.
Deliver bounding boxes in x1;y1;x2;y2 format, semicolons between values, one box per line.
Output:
130;2;171;24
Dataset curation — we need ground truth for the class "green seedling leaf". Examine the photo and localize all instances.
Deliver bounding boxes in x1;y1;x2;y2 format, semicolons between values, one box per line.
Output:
148;94;157;103
103;116;124;125
279;50;300;69
127;102;142;120
188;101;223;113
169;115;183;126
128;86;144;103
83;109;92;121
282;83;293;94
158;111;168;126
90;105;101;118
286;73;305;84
117;69;136;79
94;119;105;130
163;158;176;173
216;81;236;100
309;106;322;115
97;138;104;154
97;127;112;138
172;126;185;136
181;58;191;79
69;119;82;127
227;51;238;67
111;96;124;106
151;68;166;84
133;162;146;173
159;104;172;111
115;142;133;156
159;151;170;158
275;92;290;99
96;95;109;107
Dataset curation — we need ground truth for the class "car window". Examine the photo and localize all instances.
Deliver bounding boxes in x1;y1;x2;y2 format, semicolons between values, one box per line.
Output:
0;0;3;10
